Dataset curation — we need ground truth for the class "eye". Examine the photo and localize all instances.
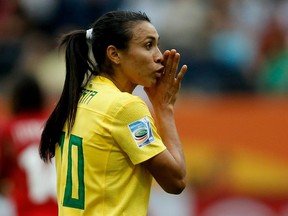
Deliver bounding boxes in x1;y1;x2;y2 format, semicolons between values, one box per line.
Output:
145;42;152;50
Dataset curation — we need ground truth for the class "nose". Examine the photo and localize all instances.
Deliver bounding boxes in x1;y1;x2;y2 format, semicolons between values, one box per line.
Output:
155;47;164;63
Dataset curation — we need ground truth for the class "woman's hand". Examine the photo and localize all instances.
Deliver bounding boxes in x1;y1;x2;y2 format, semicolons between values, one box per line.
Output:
143;51;188;194
144;49;187;110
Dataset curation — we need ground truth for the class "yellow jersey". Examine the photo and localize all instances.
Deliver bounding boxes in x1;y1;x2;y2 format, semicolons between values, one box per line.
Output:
55;76;166;216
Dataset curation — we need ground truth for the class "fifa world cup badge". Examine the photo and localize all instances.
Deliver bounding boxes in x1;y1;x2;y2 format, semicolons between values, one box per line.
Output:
128;117;155;148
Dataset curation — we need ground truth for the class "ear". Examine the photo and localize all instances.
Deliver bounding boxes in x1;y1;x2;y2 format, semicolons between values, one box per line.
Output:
106;45;120;64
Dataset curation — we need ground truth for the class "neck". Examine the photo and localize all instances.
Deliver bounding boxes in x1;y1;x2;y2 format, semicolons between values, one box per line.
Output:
100;74;136;93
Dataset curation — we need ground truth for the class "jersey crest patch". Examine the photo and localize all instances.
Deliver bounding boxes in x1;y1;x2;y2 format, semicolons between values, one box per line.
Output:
128;117;154;148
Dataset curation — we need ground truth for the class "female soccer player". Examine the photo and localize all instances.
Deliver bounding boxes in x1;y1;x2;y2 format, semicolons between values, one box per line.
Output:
39;10;187;216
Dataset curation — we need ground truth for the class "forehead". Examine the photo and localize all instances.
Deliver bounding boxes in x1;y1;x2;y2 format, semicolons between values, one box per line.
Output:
130;21;159;42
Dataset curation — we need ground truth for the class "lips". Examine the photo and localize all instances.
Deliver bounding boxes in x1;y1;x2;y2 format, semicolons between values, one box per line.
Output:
156;67;164;75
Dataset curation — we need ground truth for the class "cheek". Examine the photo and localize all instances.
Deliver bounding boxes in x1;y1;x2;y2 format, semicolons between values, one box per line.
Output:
137;58;153;71
135;63;151;79
125;52;152;75
130;59;147;73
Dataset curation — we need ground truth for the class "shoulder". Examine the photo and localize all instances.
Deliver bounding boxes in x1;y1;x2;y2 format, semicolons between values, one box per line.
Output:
115;93;148;111
111;93;152;125
84;76;145;106
116;92;144;106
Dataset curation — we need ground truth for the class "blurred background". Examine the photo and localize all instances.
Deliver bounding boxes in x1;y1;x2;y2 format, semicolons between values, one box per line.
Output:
0;0;287;215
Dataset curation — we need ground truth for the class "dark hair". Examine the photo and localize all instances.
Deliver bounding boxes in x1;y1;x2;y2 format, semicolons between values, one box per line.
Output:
39;10;151;162
11;74;44;115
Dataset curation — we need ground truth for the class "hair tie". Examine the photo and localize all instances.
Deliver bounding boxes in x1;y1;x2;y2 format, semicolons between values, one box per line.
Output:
86;28;93;40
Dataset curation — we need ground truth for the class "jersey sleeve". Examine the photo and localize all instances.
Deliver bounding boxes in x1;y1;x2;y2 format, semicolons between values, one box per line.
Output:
110;96;166;165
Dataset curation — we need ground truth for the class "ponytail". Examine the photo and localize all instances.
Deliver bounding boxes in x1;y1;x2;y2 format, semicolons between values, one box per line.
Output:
39;30;95;162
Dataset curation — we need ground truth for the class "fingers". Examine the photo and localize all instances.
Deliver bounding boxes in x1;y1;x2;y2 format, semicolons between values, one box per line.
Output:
163;50;177;80
175;65;188;86
162;49;187;85
171;52;180;78
162;50;170;66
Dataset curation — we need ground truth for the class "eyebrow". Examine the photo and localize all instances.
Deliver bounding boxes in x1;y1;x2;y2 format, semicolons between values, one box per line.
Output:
133;34;160;44
144;35;160;42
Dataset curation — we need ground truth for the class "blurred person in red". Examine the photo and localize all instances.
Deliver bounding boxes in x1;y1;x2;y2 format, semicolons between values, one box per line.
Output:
0;74;57;216
0;124;17;216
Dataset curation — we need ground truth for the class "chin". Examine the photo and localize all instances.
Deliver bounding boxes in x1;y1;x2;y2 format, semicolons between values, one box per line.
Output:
147;81;156;88
141;77;157;88
151;77;159;85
